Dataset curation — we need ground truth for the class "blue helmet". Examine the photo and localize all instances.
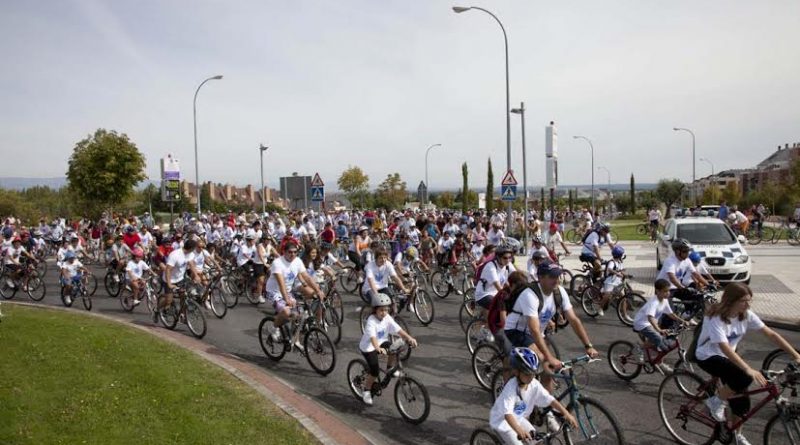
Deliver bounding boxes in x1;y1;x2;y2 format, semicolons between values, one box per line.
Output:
611;246;625;259
689;251;702;263
510;347;540;375
64;251;76;260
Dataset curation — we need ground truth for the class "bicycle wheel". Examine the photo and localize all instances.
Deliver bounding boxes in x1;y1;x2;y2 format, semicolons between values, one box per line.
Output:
359;305;371;334
490;371;506;402
304;327;336;376
459;300;478;333
339;267;359;294
220;275;239;308
466;318;489;355
0;274;17;300
185;299;207;339
258;316;287;361
565;396;626;445
85;274;98;296
470;428;503;445
657;371;717;445
81;293;92;311
145;288;158;313
412;289;435;326
328;289;344;325
762;226;776;244
104;273;122;298
209;284;228;319
569;274;589;302
430;270;452;298
559;269;574;292
159;300;180;330
395;316;413;362
120;288;135;312
636;224;647;235
394;376;430;424
244;277;261;305
346;359;371;400
747;231;762;245
788;228;800;246
607;340;643;380
580;286;602;318
764;411;800;445
616;291;646;327
323;303;342;345
60;285;74;307
762;347;799;372
472;342;503;390
25;272;46;301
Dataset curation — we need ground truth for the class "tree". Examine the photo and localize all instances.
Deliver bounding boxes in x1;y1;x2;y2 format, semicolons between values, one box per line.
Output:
66;129;147;216
337;166;370;209
721;181;741;206
461;162;469;213
375;173;407;210
435;191;455;209
568;189;574;213
486;158;494;213
655;179;686;217
629;174;636;214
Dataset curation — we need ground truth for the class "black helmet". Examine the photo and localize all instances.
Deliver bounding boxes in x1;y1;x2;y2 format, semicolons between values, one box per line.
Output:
671;238;692;252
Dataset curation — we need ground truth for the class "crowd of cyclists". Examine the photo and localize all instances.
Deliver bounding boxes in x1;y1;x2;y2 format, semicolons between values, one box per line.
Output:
1;205;799;444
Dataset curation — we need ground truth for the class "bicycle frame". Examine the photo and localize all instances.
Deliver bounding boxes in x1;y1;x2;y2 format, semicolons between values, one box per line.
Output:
681;376;783;431
538;356;600;438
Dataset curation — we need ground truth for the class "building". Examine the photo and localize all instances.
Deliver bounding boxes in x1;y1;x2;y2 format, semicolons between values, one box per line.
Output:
179;181;284;209
688;170;742;203
738;143;800;195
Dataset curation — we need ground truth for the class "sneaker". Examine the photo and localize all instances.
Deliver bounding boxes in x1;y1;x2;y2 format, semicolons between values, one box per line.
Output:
409;302;417;315
64;295;72;306
204;300;211;310
480;326;494;343
357;276;364;284
391;369;402;378
258;296;266;304
545;412;561;433
293;340;305;352
688;319;699;326
597;308;605;317
113;275;120;283
133;299;141;306
655;363;673;375
269;327;281;342
705;396;727;422
632;345;645;363
5;279;14;288
735;432;753;445
362;391;373;406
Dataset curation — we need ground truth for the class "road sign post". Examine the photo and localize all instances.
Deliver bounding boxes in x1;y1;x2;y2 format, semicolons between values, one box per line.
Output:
310;173;324;210
501;170;518;202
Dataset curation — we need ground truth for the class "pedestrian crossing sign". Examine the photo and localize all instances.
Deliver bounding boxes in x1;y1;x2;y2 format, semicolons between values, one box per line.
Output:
311;186;324;202
501;185;517;201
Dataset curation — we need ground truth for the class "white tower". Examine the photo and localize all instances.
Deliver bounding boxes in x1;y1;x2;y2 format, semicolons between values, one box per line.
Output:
545;121;558;189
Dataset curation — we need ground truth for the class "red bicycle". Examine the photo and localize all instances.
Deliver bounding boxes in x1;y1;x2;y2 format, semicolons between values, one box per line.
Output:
607;325;695;380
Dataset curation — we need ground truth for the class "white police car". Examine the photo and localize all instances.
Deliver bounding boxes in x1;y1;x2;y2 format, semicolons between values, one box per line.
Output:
656;216;751;284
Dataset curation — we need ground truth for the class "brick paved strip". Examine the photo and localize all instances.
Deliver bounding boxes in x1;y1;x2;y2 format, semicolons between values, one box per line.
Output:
3;301;373;445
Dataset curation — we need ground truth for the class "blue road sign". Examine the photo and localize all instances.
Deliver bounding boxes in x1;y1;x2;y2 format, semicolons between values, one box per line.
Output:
501;185;517;201
311;186;324;202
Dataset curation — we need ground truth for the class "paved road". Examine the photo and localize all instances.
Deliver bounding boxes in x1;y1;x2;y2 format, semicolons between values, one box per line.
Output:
18;252;800;445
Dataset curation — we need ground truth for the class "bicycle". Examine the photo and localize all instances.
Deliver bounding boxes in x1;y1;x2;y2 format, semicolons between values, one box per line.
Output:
228;263;263;305
257;296;337;375
471;332;561;392
608;325;696;381
157;285;208;339
346;339;430;424
491;355;625;444
469;415;569;444
0;262;46;302
579;274;646;326
120;273;159;314
307;289;343;346
60;274;93;311
103;266;125;298
658;363;800;445
771;218;800;245
430;261;470;299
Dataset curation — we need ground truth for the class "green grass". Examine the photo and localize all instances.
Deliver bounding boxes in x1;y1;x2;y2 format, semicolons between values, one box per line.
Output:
0;305;317;445
613;219;651;242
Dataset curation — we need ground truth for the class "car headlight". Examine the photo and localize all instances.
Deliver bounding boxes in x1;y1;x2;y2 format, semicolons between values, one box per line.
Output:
734;255;749;264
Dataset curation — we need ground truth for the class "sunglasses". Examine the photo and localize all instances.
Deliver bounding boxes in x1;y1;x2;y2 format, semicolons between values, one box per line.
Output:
285;250;298;255
502;255;513;260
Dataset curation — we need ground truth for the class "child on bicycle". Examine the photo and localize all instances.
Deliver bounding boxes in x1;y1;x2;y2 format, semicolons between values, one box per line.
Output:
125;248;152;307
489;347;576;445
60;251;87;306
358;292;418;406
632;278;688;374
597;245;626;317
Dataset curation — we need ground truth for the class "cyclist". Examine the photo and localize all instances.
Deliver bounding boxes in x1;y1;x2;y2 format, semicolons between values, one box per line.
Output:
656;238;705;319
579;222;614;278
684;251;716;288
125;248;152;307
362;247;408;305
544;223;570;259
107;235;130;282
526;251;548;282
436;231;454;266
475;246;516;318
393;246;428;276
647;207;661;241
631;278;688;374
489;347;576;445
695;283;800;445
4;237;36;285
60;251;87;305
358;292;418;406
348;226;371;279
470;236;486;265
153;239;199;323
597;245;626;317
251;235;271;304
318;242;346;281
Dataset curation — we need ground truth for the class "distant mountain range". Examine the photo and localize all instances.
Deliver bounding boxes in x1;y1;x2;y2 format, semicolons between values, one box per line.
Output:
0;177;160;191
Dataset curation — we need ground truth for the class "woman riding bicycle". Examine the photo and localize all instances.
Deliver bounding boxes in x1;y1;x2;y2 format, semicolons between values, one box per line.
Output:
695;283;800;445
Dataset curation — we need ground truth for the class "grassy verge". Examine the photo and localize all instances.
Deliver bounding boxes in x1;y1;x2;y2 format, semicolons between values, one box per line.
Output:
0;304;317;445
613;219;650;242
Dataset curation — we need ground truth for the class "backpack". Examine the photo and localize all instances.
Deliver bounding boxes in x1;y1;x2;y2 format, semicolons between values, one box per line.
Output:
473;256;496;286
486;288;510;334
685;318;706;363
504;282;563;332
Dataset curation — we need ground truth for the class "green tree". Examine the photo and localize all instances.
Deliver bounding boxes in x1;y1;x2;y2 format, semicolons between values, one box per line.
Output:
375;173;407;210
337;166;370;209
486;158;494;213
655;179;686;217
629;174;636;215
461;162;469;213
435;191;455;209
721;181;741;206
66;129;147;216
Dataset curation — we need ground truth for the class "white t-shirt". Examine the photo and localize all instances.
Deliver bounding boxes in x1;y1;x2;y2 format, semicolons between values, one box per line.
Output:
695;310;765;361
61;260;84;278
236;243;256;266
656;254;694;289
476;261;515;301
362;261;398;294
603;259;624;287
265;256;307;296
194;249;210;270
126;259;151;280
633;296;673;331
487;229;505;246
682;262;707;286
505;285;572;335
470;244;484;260
581;231;611;256
4;246;25;265
359;314;402;353
544;231;563;252
489;377;555;430
648;209;659;222
165;249;195;284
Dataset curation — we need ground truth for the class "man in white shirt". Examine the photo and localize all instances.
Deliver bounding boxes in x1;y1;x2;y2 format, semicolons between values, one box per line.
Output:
154;239;198;323
475;246;516;311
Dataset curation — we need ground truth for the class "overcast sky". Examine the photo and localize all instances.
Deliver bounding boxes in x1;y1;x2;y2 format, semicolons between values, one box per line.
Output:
2;0;799;191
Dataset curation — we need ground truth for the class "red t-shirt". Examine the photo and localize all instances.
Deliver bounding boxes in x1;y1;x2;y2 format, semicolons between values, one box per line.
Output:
122;233;140;250
320;228;335;243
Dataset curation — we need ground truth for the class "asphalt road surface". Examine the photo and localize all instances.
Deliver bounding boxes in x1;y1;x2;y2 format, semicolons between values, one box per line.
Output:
19;260;800;445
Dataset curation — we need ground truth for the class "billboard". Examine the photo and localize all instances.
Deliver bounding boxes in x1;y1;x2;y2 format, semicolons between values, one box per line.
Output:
160;154;181;202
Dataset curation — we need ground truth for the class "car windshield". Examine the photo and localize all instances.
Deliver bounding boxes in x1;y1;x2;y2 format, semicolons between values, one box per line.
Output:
677;223;735;245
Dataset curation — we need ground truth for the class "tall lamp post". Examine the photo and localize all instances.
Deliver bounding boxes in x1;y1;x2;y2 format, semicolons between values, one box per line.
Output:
573;136;595;214
424;143;442;206
597;166;611;215
453;5;512;231
193;74;223;217
259;144;269;215
673;127;696;205
510;102;527;250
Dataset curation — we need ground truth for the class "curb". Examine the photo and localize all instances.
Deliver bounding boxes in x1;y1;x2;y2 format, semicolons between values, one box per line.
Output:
764;317;800;332
1;301;373;445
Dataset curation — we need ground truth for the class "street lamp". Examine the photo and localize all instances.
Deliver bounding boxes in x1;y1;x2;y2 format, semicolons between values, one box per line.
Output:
597;166;611;216
673;127;696;205
424;143;442;206
453;5;513;231
573;136;595;215
510;103;527;250
193;74;223;217
259;144;269;215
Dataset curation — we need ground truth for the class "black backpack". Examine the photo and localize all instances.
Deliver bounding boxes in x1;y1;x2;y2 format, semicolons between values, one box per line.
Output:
505;282;563;329
685;318;707;363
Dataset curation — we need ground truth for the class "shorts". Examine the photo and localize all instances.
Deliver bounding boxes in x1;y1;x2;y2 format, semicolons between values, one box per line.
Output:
602;282;621;294
505;329;535;349
697;355;753;416
493;330;513;356
361;341;392;377
494;417;535;445
649;219;659;227
268;291;296;313
634;325;671;351
579;253;597;264
252;263;266;277
475;295;493;310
